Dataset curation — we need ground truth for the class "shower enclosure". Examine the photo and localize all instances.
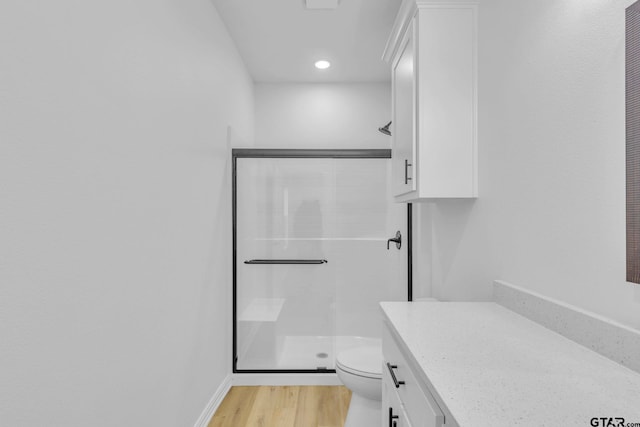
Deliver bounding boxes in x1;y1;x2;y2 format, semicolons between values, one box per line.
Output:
233;149;409;373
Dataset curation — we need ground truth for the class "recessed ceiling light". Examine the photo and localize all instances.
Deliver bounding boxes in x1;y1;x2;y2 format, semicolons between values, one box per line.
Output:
305;0;339;10
315;60;331;70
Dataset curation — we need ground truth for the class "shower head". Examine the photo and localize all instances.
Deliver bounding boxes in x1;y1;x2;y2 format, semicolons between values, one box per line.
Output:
378;121;392;136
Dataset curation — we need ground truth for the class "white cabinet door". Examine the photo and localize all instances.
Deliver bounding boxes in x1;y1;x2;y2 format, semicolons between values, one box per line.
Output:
391;19;416;198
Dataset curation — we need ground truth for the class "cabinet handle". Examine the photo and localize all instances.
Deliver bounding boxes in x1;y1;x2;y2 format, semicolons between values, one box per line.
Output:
404;159;412;184
389;407;400;427
386;362;405;388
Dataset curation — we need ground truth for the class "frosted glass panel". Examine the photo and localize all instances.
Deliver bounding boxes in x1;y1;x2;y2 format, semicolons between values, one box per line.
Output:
235;156;406;371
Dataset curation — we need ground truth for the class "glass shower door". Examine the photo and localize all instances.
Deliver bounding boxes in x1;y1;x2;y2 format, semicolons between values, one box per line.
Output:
236;158;337;371
234;151;407;372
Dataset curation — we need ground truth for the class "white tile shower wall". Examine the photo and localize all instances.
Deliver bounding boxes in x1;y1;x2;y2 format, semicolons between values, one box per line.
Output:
494;281;640;374
417;0;640;330
251;83;408;344
0;1;254;426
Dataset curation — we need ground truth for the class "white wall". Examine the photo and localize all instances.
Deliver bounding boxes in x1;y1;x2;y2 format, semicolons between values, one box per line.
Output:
0;1;253;426
418;0;640;329
255;83;391;149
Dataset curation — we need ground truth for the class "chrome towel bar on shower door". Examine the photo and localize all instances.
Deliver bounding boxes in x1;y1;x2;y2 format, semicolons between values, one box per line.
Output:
243;259;328;265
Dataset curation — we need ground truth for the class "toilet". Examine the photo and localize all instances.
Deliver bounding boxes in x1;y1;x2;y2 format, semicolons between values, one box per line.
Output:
336;345;382;427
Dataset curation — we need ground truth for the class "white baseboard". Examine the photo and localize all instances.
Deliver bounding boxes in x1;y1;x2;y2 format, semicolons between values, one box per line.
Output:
193;374;232;427
233;372;341;386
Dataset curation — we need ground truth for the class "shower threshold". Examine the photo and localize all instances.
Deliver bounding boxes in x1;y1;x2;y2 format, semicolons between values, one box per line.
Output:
236;335;381;372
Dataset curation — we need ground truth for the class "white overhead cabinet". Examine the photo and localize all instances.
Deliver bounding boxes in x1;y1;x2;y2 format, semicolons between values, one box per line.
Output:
384;0;478;201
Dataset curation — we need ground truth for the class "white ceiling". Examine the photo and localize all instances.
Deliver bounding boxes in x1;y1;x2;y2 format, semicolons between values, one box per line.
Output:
211;0;401;83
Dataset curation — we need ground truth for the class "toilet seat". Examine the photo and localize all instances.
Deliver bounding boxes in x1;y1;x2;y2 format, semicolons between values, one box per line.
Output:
336;345;382;379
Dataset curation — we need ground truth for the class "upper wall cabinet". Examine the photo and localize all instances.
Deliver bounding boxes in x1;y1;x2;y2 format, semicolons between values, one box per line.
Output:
384;0;478;201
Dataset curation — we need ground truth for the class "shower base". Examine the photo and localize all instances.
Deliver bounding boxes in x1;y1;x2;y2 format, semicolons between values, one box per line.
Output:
237;335;381;372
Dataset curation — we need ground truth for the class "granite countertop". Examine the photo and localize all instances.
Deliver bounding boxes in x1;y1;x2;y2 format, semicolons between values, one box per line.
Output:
380;302;640;427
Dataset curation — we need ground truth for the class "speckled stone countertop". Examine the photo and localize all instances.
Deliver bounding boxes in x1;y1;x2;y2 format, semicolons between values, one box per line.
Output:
380;302;640;427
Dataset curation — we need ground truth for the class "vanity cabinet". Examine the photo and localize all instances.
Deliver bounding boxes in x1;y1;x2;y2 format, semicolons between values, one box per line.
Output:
382;321;447;427
381;301;640;426
384;0;478;201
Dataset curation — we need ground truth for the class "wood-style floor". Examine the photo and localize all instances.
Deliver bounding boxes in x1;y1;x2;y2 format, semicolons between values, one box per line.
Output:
208;386;351;427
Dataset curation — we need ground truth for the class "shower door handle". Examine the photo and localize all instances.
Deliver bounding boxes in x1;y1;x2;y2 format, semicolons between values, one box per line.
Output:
387;231;402;250
244;259;328;265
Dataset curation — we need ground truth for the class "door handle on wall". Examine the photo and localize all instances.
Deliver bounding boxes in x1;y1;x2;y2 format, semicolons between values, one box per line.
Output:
387;231;402;250
404;159;412;185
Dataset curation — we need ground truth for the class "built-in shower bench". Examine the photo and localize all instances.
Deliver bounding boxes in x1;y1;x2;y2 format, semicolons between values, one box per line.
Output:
238;298;285;323
237;298;286;368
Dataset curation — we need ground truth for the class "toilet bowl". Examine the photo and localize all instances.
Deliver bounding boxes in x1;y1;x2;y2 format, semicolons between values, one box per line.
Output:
336;345;382;427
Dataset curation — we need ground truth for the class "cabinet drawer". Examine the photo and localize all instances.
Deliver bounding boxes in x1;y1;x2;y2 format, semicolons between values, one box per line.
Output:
382;368;413;427
383;323;444;427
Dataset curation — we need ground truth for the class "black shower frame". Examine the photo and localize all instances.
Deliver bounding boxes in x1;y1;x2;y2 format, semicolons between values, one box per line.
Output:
231;148;413;374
